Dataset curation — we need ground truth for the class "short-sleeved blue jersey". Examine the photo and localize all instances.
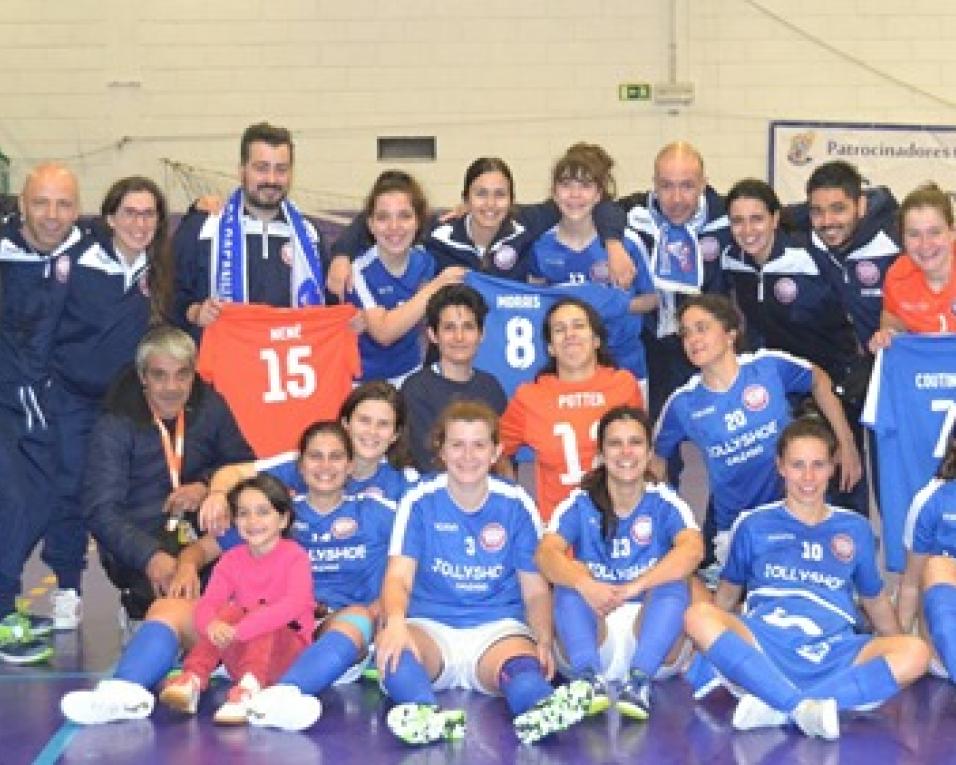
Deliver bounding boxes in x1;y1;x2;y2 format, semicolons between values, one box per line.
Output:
290;493;395;610
465;272;632;396
862;334;956;571
904;478;956;557
654;350;813;531
390;474;542;627
530;228;653;380
348;244;435;382
549;484;697;600
722;501;883;638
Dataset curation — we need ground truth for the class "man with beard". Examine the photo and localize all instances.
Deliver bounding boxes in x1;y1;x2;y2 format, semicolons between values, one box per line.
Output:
173;123;325;338
800;160;900;351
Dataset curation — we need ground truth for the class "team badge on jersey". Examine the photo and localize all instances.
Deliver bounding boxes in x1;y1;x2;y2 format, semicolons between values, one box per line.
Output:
854;260;880;287
632;515;653;546
589;260;610;284
700;236;721;262
332;517;358;540
773;277;797;305
55;254;71;283
493;244;518;271
480;522;507;552
138;274;151;297
280;242;294;266
742;384;769;412
830;533;855;563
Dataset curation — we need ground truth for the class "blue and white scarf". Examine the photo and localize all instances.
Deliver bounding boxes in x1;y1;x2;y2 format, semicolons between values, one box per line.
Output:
648;192;708;295
212;188;324;306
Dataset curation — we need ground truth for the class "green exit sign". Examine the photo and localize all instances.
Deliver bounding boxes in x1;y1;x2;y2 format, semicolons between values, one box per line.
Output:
619;83;651;101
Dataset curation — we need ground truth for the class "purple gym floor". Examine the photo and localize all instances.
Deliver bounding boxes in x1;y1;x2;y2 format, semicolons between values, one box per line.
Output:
7;449;956;764
6;555;956;765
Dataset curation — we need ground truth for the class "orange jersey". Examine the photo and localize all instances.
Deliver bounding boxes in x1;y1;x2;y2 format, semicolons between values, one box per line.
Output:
500;366;643;522
197;303;360;457
883;249;956;333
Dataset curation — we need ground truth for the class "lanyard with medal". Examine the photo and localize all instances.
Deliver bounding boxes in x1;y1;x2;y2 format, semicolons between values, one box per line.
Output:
153;408;197;546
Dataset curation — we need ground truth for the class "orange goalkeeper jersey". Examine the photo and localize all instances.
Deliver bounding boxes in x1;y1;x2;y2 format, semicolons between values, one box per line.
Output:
197;303;360;457
500;366;643;522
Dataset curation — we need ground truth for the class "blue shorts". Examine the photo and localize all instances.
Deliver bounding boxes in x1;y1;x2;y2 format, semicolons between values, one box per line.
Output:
743;610;871;688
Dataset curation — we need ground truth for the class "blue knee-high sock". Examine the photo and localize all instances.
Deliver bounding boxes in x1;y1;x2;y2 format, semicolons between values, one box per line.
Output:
553;586;601;677
382;650;437;706
803;656;900;711
498;655;554;715
705;630;802;713
279;629;359;695
925;584;956;679
631;580;689;677
114;621;180;688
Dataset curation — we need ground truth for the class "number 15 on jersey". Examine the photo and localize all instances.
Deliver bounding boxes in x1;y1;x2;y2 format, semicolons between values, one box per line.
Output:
260;345;317;403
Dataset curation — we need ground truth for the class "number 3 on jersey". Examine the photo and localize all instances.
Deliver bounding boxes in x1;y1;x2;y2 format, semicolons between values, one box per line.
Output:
260;345;317;403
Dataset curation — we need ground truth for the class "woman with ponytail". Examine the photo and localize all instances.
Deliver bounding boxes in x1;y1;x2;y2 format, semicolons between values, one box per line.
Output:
534;405;703;721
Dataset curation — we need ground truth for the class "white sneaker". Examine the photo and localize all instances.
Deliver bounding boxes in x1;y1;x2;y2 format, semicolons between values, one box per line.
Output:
214;672;260;725
247;684;323;731
732;694;788;731
51;589;82;630
792;698;840;740
61;679;154;725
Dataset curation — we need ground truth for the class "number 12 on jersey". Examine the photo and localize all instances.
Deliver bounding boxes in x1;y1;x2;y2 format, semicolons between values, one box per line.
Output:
260;345;317;403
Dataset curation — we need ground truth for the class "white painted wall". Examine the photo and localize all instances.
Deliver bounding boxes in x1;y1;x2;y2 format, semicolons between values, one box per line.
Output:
3;0;955;212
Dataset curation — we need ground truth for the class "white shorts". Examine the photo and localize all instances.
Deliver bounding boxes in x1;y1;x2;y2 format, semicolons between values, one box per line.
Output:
554;603;690;682
408;617;533;694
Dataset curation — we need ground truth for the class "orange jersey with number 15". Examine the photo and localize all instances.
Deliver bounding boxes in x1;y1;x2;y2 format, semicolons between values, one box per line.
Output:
500;366;643;522
197;303;360;457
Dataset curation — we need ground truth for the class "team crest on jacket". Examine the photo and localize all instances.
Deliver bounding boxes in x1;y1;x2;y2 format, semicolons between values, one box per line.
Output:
55;255;71;283
700;236;721;262
773;277;797;304
493;244;518;271
332;517;358;540
830;533;855;563
742;384;769;412
632;515;653;545
280;242;294;266
855;260;880;287
480;522;507;552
